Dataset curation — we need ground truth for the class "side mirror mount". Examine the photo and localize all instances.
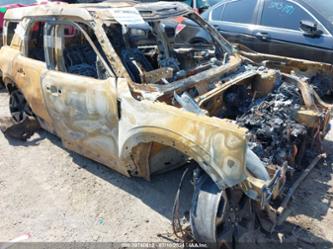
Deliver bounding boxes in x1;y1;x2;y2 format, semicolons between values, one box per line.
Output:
300;20;323;37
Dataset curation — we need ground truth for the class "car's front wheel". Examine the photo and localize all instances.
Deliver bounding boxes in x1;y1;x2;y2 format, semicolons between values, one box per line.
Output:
190;170;254;248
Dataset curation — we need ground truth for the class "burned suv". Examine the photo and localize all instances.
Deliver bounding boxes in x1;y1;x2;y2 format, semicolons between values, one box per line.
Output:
0;1;332;246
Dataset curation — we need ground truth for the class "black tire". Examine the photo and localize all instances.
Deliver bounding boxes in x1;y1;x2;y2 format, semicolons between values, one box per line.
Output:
9;89;33;123
190;171;231;247
190;171;255;248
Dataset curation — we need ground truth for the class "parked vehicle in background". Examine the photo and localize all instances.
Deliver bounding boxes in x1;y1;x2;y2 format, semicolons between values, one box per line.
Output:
203;0;333;64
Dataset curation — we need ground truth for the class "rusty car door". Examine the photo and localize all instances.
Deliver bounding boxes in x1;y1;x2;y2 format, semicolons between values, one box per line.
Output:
10;20;54;127
40;22;122;174
40;70;121;172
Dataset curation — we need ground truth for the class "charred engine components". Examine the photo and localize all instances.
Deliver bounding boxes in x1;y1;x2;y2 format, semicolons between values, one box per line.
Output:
237;82;308;165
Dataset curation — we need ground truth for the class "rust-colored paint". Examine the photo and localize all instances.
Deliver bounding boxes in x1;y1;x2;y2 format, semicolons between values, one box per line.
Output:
0;2;331;203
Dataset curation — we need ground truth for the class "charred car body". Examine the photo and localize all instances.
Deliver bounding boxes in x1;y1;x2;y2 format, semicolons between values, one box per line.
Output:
0;1;331;246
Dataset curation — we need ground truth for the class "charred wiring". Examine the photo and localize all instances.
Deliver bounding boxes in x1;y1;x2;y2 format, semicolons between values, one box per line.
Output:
237;82;308;165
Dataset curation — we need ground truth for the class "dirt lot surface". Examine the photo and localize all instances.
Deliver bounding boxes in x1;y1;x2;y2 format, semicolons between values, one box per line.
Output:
0;88;332;248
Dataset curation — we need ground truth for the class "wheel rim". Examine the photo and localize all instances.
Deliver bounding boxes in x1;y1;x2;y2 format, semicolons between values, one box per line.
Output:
190;172;254;247
190;173;230;245
9;90;33;123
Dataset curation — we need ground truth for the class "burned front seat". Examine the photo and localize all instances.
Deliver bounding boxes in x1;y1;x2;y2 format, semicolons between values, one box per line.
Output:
120;48;154;84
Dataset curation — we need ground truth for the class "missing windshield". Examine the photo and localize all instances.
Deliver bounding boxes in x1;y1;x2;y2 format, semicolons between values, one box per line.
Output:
103;14;227;84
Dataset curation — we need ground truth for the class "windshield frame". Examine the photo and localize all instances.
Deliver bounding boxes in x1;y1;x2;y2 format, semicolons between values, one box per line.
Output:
98;11;237;93
101;11;234;56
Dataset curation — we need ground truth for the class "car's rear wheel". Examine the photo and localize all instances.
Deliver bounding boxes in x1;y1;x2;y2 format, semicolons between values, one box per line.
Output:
9;89;33;123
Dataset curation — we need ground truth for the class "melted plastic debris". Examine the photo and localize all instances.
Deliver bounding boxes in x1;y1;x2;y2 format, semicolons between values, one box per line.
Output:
237;83;308;165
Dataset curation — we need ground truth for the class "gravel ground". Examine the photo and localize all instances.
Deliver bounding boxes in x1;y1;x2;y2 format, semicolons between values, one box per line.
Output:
0;89;332;248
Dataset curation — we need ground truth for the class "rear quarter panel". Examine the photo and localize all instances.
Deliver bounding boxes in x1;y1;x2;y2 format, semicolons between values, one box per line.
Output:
0;46;19;84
